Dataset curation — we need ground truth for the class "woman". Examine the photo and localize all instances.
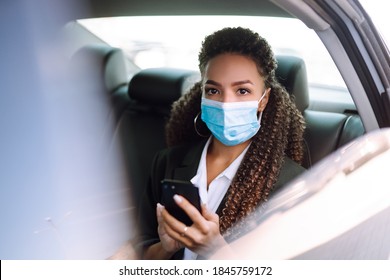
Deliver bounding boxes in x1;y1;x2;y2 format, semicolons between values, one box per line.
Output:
135;27;306;259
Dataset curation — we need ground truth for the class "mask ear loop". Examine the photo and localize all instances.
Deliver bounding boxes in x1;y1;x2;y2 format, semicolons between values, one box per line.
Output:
194;112;210;137
258;89;267;104
257;89;268;121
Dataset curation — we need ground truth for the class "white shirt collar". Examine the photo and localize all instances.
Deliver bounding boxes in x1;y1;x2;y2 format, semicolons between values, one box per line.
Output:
185;137;250;260
190;136;250;211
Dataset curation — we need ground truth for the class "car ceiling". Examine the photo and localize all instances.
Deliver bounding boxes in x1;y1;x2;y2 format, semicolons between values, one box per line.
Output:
81;0;293;19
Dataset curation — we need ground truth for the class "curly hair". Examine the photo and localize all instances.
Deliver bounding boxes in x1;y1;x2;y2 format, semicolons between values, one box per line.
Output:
165;27;305;240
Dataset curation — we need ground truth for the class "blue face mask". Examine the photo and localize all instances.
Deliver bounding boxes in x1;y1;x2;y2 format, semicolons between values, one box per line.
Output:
201;93;266;146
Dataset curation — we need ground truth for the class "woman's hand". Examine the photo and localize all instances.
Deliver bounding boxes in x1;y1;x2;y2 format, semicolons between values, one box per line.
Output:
156;203;184;255
160;195;227;258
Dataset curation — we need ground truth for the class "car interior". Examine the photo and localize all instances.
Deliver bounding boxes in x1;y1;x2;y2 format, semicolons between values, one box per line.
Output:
5;0;389;260
63;0;390;260
69;42;366;214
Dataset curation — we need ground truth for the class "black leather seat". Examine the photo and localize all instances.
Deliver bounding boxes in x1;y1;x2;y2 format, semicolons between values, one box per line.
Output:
275;55;365;168
69;44;132;157
114;68;200;210
71;44;130;121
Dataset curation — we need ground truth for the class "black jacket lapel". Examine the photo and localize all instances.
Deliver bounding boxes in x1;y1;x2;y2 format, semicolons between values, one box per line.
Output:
172;140;207;181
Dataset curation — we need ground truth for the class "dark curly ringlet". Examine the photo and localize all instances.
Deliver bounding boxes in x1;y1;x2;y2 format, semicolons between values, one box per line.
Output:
165;27;305;240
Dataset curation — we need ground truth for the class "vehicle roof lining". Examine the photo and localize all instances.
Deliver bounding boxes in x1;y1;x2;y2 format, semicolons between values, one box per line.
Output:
78;0;331;35
272;0;329;31
83;0;293;19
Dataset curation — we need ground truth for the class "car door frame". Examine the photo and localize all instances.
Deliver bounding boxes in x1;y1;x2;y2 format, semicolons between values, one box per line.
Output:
274;0;390;131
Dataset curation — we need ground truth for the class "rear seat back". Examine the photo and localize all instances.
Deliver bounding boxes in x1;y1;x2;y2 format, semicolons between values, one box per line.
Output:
114;68;199;209
71;44;130;121
275;55;365;168
70;44;131;156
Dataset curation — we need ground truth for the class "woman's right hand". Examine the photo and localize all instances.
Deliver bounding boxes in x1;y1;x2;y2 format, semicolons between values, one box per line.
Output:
156;203;184;254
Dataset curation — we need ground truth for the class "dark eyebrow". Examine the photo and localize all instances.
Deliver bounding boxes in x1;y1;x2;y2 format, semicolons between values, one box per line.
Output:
204;80;254;86
231;80;254;86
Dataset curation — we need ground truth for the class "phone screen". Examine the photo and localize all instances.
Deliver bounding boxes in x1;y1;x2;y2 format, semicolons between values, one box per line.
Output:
161;179;201;226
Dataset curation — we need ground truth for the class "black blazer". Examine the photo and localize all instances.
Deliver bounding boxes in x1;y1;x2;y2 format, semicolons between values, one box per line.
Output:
134;139;305;259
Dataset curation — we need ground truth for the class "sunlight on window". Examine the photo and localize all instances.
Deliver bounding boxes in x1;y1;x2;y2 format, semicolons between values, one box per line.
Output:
79;16;346;89
359;0;390;46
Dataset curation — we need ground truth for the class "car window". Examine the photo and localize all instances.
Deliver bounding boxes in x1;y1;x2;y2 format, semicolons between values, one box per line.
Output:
78;16;347;93
360;0;390;47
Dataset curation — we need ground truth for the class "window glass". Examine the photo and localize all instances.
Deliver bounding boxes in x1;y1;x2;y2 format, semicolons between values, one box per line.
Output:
360;0;390;47
78;16;347;91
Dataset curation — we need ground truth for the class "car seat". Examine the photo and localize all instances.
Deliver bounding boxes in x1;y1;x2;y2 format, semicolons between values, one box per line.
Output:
275;55;365;168
114;68;200;210
70;44;130;121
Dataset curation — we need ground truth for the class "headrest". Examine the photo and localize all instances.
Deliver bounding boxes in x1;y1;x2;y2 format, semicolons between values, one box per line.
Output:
71;44;129;93
275;55;309;112
128;68;200;106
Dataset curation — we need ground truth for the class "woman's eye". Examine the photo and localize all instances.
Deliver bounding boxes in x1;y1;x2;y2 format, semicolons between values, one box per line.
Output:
237;88;250;95
205;88;219;95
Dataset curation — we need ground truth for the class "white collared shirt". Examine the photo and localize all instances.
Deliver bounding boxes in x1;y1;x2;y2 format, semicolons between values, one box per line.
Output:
183;136;250;260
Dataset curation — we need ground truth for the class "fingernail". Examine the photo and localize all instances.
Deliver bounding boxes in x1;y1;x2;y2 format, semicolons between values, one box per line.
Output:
157;203;164;209
173;194;182;203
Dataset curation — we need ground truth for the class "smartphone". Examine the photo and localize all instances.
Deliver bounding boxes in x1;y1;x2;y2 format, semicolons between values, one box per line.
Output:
161;179;201;226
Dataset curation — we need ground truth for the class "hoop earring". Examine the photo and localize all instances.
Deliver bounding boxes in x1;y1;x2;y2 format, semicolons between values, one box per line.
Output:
194;112;210;138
